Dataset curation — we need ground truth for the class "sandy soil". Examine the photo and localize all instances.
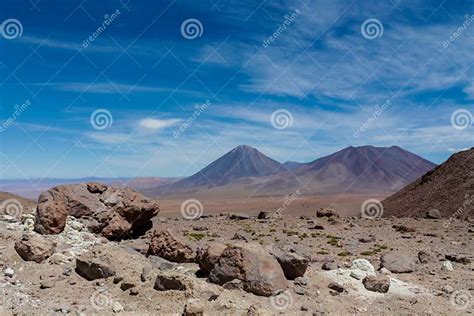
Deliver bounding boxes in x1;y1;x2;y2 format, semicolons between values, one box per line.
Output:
0;209;472;315
157;192;391;218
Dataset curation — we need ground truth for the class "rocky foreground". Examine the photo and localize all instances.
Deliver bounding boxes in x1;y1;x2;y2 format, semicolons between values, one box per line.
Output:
0;184;473;315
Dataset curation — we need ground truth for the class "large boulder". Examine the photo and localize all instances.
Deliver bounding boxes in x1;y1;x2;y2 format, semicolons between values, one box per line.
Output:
14;234;54;263
380;251;419;273
269;246;308;280
209;242;288;296
147;229;195;263
34;182;159;240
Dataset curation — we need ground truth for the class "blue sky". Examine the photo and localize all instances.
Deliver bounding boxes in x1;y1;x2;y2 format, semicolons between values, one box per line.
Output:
0;0;473;179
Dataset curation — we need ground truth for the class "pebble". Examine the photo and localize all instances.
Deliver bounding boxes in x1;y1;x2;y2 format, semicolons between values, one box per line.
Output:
441;261;453;271
112;301;124;313
442;285;454;294
294;276;308;286
4;267;14;277
295;286;306;295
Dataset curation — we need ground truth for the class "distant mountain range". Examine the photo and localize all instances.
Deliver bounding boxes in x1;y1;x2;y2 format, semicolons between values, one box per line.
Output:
146;145;436;197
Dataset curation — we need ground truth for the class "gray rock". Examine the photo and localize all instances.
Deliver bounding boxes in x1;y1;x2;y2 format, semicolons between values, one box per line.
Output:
441;261;453;271
442;285;454;294
209;242;288;296
295;286;306;295
270;246;308;280
154;274;187;291
223;279;243;290
294;276;308;286
4;267;14;277
321;262;337;271
380;252;418;273
184;298;204;316
141;265;152;282
426;209;441;219
148;255;175;270
75;253;116;281
228;213;251;220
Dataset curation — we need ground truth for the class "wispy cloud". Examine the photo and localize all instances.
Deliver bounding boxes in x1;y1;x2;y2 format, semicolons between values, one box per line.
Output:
139;118;182;130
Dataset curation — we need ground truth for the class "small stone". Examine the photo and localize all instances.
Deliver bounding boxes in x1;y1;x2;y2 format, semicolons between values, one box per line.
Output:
442;285;454;294
111;301;124;313
380;267;391;275
358;236;375;243
231;232;248;241
148;256;175;271
4;267;14;277
418;251;433;264
328;282;345;293
441;261;453;271
257;211;270;220
223;279;243;290
63;267;73;276
350;270;364;280
141;265;152;282
362;275;390;293
120;281;136;291
40;281;54;289
154;274;187;291
228;213;251;220
321;262;337;271
48;253;68;265
129;288;139;296
426;209;441;219
294;276;308;286
184;298;204;316
295;286;306;295
247;303;264;315
113;276;123;284
317;209;339;218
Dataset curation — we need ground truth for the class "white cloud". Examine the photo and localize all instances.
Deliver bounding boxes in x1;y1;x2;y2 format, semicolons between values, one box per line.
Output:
138;118;182;130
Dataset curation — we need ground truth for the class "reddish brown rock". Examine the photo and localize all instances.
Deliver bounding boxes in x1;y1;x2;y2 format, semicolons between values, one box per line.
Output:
14;234;54;263
34;182;159;240
147;229;195;263
209;242;288;296
362;275;391;293
196;242;227;273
